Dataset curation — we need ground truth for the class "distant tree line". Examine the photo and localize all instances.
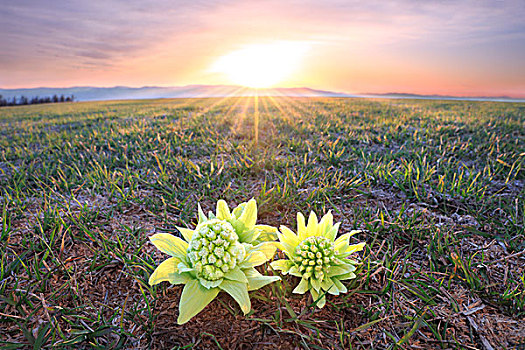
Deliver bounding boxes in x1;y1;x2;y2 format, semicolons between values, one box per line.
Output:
0;94;75;107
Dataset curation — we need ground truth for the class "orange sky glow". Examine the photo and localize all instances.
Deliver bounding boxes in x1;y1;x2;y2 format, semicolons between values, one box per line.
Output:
1;0;524;97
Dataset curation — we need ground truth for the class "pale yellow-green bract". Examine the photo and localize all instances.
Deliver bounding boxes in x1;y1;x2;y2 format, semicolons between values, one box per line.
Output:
148;199;280;324
270;211;365;308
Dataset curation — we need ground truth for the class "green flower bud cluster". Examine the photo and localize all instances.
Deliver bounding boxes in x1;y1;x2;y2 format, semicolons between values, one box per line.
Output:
294;236;336;280
187;219;245;281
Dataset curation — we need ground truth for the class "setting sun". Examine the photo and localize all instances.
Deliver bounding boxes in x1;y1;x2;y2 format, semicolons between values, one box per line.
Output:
210;41;310;88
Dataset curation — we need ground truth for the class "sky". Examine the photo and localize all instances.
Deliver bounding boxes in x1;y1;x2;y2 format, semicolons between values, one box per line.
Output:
1;0;524;97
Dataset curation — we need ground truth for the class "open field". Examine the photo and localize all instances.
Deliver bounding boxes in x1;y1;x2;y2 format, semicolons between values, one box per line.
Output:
0;97;524;349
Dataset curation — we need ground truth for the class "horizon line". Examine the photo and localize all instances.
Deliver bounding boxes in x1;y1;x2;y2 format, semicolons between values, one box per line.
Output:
0;84;524;101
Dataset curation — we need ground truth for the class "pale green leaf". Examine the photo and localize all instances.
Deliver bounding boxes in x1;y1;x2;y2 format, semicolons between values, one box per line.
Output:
310;277;321;292
244;267;281;291
177;280;219;324
278;226;300;247
254;224;278;241
288;265;303;277
270;259;293;274
238;198;257;229
216;200;231;220
326;222;340;241
318;211;333;236
219;280;251;314
297;212;307;240
346;242;366;255
199;278;223;289
230;220;247;239
320;278;338;295
317;294;326;308
306;211;319;237
197;203;208;224
243;267;260;278
248;275;280;291
336;272;356;281
150;233;188;259
331;257;345;265
238;228;260;244
327;263;356;277
176;226;194;243
149;257;190;285
310;288;327;308
232;202;246;218
255;224;278;234
334;232;352;251
333;278;348;293
250;242;277;260
335;231;363;255
274;241;296;259
338;243;365;257
224;266;248;283
239;251;267;268
177;261;194;273
292;278;309;294
310;287;318;301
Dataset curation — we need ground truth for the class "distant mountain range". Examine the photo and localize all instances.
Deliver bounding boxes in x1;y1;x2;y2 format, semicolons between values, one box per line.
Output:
0;85;523;102
0;85;350;102
360;92;525;103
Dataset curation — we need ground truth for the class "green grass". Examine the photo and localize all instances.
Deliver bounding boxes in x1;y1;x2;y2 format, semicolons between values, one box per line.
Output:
1;97;524;349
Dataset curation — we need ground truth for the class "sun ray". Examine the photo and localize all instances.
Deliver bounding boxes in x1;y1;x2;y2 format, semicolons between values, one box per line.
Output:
270;90;316;118
268;89;339;130
192;85;247;117
259;96;278;141
266;94;296;125
233;94;254;135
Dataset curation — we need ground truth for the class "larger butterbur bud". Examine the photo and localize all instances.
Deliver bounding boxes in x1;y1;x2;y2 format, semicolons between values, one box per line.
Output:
187;219;245;281
148;199;280;325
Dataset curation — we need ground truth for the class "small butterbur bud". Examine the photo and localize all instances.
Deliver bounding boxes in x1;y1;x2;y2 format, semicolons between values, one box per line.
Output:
271;210;366;309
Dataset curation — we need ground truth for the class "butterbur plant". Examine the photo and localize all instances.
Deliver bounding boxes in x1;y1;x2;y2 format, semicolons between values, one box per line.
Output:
148;199;280;324
271;211;365;308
